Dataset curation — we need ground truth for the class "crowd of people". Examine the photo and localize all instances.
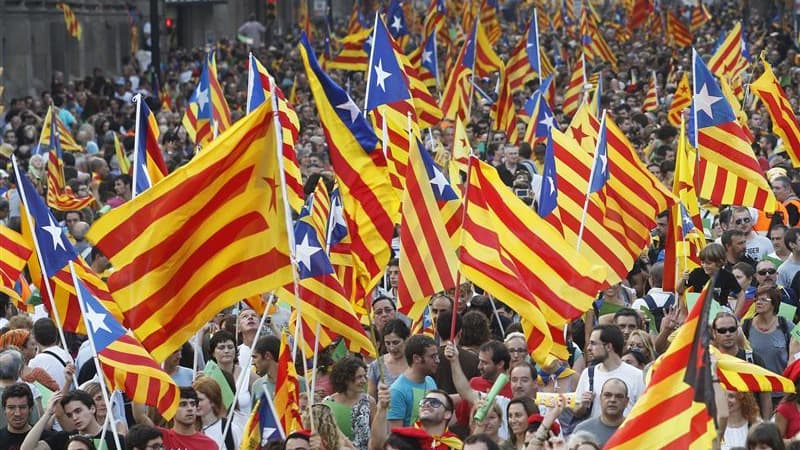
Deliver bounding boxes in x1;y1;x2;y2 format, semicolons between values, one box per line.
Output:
3;0;800;449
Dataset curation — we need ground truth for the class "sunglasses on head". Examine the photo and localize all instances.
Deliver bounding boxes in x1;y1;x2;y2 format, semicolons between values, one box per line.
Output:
734;217;751;225
715;326;737;334
758;269;777;276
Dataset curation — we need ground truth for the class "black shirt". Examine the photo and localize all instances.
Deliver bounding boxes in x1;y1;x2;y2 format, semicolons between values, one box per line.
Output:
0;428;55;450
687;268;741;307
45;429;125;450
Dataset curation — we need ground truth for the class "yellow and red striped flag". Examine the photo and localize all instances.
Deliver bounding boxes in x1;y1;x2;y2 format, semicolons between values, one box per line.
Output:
57;3;82;40
715;348;795;394
750;57;800;168
604;281;718;450
113;133;131;176
297;0;312;41
275;331;303;435
87;100;294;362
38;107;81;152
479;0;501;44
397;139;459;324
668;72;691;127
690;3;712;32
666;10;693;48
327;28;372;71
580;10;618;69
73;270;180;420
347;1;367;35
662;118;704;293
692;50;776;213
628;0;653;31
459;157;607;364
278;178;376;357
207;52;232;136
707;22;747;81
39;107;94;212
0;226;32;303
507;11;555;94
562;52;586;118
299;34;399;311
642;71;659;112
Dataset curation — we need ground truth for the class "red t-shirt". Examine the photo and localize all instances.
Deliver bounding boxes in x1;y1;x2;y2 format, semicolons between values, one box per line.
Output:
159;427;218;450
455;376;514;425
776;401;800;438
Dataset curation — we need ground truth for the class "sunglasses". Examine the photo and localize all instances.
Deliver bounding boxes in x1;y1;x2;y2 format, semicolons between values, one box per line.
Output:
714;326;738;334
758;269;777;276
734;217;751;225
419;397;447;409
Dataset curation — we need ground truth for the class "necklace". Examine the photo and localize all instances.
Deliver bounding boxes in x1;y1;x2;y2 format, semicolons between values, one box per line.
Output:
755;315;777;332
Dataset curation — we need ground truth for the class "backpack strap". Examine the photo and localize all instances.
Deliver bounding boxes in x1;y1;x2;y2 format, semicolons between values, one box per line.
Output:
745;350;754;363
779;316;791;349
642;295;657;310
42;349;68;367
742;318;752;338
664;294;675;309
221;417;235;450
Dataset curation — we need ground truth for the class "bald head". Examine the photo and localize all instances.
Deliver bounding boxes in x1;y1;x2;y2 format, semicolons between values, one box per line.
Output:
72;221;90;241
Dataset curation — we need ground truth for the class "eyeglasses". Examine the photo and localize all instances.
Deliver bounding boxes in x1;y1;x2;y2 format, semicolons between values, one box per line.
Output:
419;397;447;409
734;217;752;225
714;326;738;334
146;444;165;450
758;269;777;276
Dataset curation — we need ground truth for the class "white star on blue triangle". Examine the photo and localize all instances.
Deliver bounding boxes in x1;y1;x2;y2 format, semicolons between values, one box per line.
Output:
418;141;458;202
692;49;736;128
526;11;542;74
328;188;349;246
588;115;610;194
421;31;438;77
538;132;558;218
365;17;411;112
247;54;267;112
16;167;76;277
679;203;695;237
293;202;334;279
300;33;379;153
76;279;125;352
387;0;409;37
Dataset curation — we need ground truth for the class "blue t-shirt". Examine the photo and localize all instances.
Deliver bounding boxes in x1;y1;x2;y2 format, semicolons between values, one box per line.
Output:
171;366;194;387
387;374;437;426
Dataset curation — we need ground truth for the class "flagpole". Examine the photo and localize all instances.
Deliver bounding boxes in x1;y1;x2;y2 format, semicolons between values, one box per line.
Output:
533;8;542;84
363;12;381;111
691;48;699;148
268;76;315;432
68;261;124;450
450;154;477;342
576;109;606;252
11;156;71;359
131;94;142;199
191;329;201;380
220;293;277;442
432;29;440;94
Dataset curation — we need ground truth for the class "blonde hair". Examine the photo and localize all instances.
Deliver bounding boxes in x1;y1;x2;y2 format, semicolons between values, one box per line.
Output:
303;404;344;450
627;329;657;360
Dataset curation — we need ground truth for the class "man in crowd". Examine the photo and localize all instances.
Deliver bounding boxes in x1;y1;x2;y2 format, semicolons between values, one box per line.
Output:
388;335;439;427
574;325;644;419
158;387;216;450
0;383;51;450
125;424;163;450
573;378;630;446
27;319;73;390
731;207;773;262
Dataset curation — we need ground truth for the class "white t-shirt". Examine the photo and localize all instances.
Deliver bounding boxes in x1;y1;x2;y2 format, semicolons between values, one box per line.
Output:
28;345;74;389
745;233;774;262
574;361;645;419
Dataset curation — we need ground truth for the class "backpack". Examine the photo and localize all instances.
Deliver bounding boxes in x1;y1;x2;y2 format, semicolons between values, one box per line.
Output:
742;316;791;350
642;293;675;332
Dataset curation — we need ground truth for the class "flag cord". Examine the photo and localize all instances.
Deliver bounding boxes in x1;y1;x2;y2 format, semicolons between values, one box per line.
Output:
11;155;73;376
68;260;124;450
131;94;142;199
450;154;476;341
221;293;277;441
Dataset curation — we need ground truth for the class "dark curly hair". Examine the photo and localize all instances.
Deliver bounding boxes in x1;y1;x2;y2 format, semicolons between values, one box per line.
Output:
460;311;491;348
329;355;367;394
209;330;239;364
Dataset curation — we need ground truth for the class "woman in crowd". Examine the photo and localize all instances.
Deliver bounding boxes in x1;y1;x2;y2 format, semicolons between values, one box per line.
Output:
469;400;504;447
775;380;800;441
501;397;538;450
81;381;128;435
322;356;374;450
194;375;238;450
368;319;410;399
0;328;58;391
732;262;757;315
626;330;657;362
66;435;97;450
722;391;762;450
743;287;793;376
209;330;258;435
678;243;742;311
304;403;356;450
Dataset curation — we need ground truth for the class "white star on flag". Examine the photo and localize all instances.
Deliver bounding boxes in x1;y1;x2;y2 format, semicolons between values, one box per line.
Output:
391;16;403;33
42;216;66;251
336;98;361;123
422;50;433;64
429;166;449;196
374;59;392;92
85;301;112;334
295;232;322;272
540;112;555;129
547;176;555;195
694;83;722;121
196;88;210;111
